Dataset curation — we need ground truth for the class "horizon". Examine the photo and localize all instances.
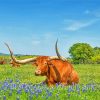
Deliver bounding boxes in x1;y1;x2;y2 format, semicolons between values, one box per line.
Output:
0;0;100;57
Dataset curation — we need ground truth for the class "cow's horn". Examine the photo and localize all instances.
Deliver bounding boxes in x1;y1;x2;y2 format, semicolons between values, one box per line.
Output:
4;43;37;64
55;40;67;61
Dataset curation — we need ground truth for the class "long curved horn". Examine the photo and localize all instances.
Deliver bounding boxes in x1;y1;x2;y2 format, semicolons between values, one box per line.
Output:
4;43;37;64
55;40;67;61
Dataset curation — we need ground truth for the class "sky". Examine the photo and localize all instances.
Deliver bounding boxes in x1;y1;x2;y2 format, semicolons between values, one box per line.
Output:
0;0;100;57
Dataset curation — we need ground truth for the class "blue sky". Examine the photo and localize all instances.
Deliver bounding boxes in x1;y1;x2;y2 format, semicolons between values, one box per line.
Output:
0;0;100;57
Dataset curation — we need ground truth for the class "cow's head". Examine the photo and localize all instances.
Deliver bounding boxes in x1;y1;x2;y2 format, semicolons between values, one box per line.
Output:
34;56;49;76
5;40;67;75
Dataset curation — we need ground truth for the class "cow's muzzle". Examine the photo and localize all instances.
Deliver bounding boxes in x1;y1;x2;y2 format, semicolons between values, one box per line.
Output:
35;70;41;76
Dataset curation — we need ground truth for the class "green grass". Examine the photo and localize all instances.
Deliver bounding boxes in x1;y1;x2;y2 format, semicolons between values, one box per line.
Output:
0;64;100;100
0;64;45;84
0;64;100;84
75;64;100;84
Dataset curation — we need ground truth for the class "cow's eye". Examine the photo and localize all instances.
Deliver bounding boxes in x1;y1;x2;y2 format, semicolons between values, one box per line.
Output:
44;62;47;65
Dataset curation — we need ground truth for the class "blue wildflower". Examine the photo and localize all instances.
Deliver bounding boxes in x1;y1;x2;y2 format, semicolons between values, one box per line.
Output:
3;95;6;100
48;92;52;97
82;85;87;92
16;79;20;83
68;86;72;92
21;84;26;89
91;84;95;91
9;79;13;83
25;88;29;93
17;89;21;94
12;83;17;89
4;81;9;87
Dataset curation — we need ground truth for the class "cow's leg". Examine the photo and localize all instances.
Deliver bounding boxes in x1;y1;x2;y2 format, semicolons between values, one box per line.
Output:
60;78;68;86
60;81;67;86
46;78;55;87
47;81;55;87
69;70;79;85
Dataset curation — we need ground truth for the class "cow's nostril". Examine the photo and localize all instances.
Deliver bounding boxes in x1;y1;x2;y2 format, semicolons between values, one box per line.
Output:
35;70;41;75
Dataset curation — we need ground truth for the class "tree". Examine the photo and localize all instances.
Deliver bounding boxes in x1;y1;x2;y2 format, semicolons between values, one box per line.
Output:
94;47;100;55
69;43;94;64
91;55;100;64
91;47;100;64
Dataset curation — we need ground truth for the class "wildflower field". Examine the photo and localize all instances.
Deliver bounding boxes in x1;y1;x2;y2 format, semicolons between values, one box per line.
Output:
0;64;100;100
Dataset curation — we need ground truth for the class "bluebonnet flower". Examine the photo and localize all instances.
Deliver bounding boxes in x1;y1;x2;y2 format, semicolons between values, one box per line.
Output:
56;83;59;87
1;86;5;90
76;84;80;95
3;95;6;100
16;79;20;83
9;79;13;83
86;84;90;90
4;81;9;87
12;83;17;89
68;86;72;92
48;92;52;97
25;88;29;93
91;84;95;91
70;86;74;92
76;84;80;91
30;91;34;95
36;89;42;93
82;86;87;92
21;84;26;89
17;89;21;94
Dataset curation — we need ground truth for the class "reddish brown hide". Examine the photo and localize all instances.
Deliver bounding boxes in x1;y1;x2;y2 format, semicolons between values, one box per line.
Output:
0;60;6;65
34;56;79;86
10;60;20;67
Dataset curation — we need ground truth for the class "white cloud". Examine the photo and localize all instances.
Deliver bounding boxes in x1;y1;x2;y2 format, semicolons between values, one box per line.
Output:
64;19;98;31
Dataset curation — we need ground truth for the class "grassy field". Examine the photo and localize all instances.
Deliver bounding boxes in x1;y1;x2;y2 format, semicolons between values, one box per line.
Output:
0;64;100;84
0;64;100;100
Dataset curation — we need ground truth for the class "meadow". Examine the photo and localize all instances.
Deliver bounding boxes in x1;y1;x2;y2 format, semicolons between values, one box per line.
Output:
0;64;100;100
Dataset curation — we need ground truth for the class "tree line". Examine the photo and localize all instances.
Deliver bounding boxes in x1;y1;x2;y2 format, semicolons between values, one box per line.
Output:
68;43;100;64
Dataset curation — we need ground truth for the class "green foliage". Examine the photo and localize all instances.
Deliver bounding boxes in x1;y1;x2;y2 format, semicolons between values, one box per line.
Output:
91;47;100;64
94;47;100;55
69;43;94;64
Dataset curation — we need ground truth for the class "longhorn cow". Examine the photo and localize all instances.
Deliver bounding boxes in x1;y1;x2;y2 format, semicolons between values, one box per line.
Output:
5;40;79;86
10;60;20;67
0;60;6;65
